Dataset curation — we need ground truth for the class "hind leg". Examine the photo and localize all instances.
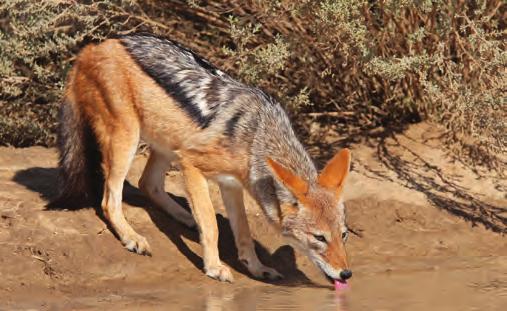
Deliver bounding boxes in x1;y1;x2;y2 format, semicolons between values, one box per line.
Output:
101;126;151;255
139;150;196;228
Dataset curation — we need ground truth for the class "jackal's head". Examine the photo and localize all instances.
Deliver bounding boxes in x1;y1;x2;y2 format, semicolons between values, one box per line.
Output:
267;149;352;284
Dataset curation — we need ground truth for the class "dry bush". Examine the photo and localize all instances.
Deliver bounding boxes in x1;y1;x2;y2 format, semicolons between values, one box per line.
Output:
0;0;157;146
0;0;504;169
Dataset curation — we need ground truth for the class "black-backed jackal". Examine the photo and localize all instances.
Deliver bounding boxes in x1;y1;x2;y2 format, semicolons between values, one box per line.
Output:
56;34;352;284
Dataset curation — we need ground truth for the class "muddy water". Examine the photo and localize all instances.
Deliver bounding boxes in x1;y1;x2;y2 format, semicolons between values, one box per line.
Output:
29;256;505;310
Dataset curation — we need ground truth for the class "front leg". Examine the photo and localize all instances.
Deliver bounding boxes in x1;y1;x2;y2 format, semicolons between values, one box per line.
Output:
218;178;283;280
181;162;233;282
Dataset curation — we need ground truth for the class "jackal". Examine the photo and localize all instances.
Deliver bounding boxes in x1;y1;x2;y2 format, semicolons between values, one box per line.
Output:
56;34;352;284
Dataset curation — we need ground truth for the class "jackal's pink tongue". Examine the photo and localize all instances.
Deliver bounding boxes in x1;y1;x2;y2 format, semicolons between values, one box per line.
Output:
334;280;348;291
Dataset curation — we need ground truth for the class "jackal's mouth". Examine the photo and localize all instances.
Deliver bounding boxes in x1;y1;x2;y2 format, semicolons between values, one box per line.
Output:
324;273;337;285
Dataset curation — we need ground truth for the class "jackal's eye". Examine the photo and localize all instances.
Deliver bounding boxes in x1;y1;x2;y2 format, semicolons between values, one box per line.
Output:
313;235;327;243
341;230;349;242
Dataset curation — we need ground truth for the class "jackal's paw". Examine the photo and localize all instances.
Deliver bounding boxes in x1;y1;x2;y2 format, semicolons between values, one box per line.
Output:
122;233;151;256
241;259;283;280
205;264;234;282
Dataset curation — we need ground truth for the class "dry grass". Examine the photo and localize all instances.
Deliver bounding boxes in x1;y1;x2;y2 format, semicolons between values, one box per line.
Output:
0;0;505;169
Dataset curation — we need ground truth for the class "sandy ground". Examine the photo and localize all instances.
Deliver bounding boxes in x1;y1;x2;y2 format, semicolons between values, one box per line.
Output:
0;122;505;310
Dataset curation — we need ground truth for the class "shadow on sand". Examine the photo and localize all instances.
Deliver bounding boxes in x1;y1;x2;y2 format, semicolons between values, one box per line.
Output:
374;132;506;233
309;124;506;234
12;166;323;288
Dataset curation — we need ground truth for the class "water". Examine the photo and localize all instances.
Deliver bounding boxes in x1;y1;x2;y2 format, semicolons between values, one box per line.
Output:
60;256;506;310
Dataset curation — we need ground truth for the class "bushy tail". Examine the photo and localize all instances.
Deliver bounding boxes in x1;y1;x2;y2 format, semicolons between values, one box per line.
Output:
48;97;103;209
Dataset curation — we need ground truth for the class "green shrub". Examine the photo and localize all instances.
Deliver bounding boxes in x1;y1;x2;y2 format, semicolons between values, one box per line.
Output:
0;0;504;169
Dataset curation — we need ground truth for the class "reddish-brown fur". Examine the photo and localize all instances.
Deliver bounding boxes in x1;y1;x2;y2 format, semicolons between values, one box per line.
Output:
60;37;352;283
68;40;251;179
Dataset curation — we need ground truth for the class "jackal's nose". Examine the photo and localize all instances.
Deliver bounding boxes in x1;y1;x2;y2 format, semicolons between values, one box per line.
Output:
340;269;352;280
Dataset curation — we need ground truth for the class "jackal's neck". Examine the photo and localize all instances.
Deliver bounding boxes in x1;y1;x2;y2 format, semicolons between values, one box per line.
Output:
248;105;317;224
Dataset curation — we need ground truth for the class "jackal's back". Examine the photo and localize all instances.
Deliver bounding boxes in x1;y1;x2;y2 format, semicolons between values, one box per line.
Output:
118;35;313;178
121;34;314;180
61;34;314;187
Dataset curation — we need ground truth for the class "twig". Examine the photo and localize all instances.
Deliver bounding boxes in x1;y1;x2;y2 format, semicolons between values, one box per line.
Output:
31;255;48;262
303;111;355;117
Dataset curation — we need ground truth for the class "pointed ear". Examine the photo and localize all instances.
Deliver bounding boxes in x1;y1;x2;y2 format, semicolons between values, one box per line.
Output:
318;148;351;194
266;158;308;197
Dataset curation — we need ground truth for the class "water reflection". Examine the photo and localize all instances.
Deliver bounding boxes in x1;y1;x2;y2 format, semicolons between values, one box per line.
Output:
87;257;505;310
203;286;348;311
195;256;507;311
